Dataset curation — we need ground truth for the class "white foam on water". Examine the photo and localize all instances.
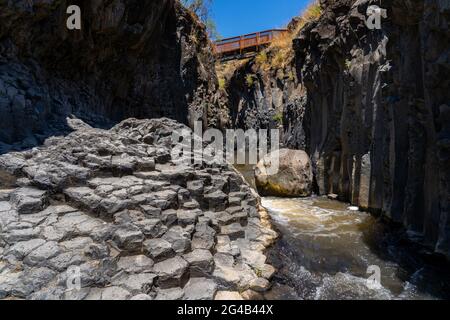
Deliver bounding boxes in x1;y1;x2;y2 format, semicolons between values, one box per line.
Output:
261;196;442;300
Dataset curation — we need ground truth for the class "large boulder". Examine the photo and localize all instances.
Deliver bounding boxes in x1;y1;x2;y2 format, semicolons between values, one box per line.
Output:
255;149;312;197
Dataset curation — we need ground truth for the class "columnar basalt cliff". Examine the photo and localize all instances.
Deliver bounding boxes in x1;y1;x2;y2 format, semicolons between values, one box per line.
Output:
297;0;450;256
0;0;219;153
217;28;307;149
222;0;450;258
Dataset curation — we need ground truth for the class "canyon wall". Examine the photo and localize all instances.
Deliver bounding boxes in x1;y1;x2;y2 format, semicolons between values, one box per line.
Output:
222;0;450;257
298;0;449;256
218;23;307;149
0;0;219;153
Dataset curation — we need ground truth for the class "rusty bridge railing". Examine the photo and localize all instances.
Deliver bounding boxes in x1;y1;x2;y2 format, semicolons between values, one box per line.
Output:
213;29;288;59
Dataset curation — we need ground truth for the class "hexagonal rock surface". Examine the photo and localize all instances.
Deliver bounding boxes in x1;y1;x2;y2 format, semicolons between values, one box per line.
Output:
183;249;214;277
215;291;244;300
153;256;189;288
220;223;245;240
0;118;277;300
183;278;218;300
10;188;48;215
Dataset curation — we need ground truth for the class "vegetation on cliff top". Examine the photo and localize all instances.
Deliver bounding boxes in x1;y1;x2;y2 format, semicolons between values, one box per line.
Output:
216;1;322;88
181;0;221;39
257;0;322;71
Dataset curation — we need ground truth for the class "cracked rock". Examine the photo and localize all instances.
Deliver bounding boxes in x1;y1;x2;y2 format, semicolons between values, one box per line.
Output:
113;225;144;251
10;188;47;215
220;223;245;241
23;241;61;266
153;256;189;289
183;278;218;300
117;255;154;274
144;238;174;261
183;249;214;276
0;118;276;300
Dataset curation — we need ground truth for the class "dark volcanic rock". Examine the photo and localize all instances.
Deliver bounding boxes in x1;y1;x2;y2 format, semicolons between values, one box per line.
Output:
294;0;450;257
0;0;220;151
218;46;307;149
221;0;450;258
0;118;277;300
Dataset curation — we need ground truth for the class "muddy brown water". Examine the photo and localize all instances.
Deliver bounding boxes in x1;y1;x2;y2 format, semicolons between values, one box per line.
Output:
235;164;450;300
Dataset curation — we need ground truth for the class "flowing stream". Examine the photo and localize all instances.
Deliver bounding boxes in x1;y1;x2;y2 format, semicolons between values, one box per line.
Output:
234;164;450;300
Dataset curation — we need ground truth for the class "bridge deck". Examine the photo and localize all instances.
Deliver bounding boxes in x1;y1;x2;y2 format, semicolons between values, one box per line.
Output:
213;29;288;58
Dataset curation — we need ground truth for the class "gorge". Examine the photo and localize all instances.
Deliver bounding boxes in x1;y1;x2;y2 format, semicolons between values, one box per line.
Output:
0;0;449;300
220;0;450;260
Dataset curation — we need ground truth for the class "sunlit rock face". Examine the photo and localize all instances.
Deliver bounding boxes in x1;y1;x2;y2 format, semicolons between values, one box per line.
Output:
0;0;219;152
0;118;277;300
295;0;450;257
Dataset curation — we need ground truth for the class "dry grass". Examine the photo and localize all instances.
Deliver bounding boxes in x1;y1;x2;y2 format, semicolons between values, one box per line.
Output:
255;51;268;65
269;33;294;51
215;1;322;89
259;0;322;70
216;59;250;79
272;0;322;49
290;0;323;35
216;58;251;91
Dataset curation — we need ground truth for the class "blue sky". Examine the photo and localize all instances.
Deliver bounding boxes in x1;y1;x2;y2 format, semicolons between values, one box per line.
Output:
211;0;311;39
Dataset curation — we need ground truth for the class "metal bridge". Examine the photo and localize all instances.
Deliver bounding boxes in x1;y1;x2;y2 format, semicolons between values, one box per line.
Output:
213;29;288;60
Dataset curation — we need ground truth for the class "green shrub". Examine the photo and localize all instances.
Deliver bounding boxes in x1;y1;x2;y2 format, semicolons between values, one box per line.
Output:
255;51;268;65
288;71;295;81
345;59;352;69
218;78;226;90
273;112;283;124
246;74;256;87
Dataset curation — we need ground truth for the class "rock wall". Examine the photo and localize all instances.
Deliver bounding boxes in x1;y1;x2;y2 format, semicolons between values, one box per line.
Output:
295;0;450;256
218;45;307;149
0;0;219;153
221;0;449;258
